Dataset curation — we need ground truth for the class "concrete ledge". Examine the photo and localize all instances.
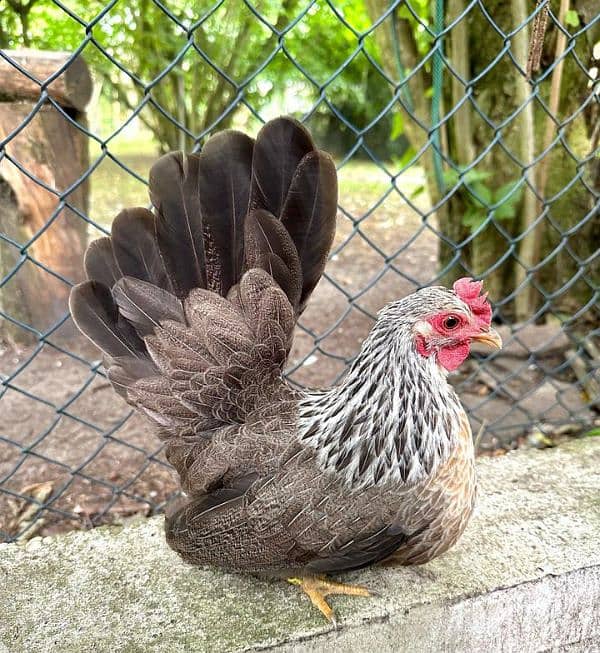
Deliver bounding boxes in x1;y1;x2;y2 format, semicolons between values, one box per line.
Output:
1;438;599;653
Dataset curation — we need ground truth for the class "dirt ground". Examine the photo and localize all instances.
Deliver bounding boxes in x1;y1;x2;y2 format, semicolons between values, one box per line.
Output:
1;158;595;542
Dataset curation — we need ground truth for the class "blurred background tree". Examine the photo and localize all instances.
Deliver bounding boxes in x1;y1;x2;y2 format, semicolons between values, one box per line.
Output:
0;0;396;155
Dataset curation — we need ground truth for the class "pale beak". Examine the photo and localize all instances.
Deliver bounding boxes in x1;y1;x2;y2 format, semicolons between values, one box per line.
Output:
472;328;503;350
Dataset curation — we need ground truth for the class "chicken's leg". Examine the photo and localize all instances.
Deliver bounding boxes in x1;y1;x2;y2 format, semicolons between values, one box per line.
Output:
287;575;374;624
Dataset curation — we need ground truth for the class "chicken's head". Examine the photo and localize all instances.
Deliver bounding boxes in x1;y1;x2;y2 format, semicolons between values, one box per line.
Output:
404;278;502;372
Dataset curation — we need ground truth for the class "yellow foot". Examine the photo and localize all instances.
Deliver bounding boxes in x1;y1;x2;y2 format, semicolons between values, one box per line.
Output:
287;575;374;625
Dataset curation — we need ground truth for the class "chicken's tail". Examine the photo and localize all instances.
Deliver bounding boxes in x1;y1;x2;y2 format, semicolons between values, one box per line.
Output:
69;117;337;433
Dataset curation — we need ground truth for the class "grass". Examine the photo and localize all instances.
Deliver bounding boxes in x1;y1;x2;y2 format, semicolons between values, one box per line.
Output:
337;159;423;200
88;140;158;233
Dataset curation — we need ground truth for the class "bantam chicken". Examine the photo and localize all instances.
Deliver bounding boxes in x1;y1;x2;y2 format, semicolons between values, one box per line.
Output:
70;117;502;623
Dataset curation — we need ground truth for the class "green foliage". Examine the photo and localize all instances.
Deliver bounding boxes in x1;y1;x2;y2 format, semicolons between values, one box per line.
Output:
390;112;404;141
88;0;303;150
1;0;397;155
279;1;398;158
396;0;433;56
585;427;600;438
1;0;315;149
442;168;523;232
564;10;580;28
394;145;418;170
1;1;100;50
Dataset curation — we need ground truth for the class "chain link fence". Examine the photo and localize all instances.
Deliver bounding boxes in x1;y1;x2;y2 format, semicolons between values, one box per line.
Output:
1;0;598;543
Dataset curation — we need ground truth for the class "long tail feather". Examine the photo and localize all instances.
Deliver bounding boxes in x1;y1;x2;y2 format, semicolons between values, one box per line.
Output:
111;208;171;290
150;152;205;297
250;117;315;216
281;150;338;310
84;237;120;289
197;131;254;295
69;281;145;359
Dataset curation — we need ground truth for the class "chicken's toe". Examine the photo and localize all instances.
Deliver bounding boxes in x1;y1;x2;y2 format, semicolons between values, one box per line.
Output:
287;575;374;624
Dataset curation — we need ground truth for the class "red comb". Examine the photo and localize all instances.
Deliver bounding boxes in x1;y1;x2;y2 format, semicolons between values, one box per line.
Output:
453;277;492;327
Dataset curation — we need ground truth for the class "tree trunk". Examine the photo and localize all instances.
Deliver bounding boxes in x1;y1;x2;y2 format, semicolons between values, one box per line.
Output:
461;0;537;304
365;0;489;289
535;5;599;321
0;102;89;344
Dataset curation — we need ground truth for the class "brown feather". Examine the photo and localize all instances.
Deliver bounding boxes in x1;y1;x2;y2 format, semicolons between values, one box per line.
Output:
69;281;145;359
281;150;338;310
84;237;120;288
150;152;206;297
243;209;302;309
112;276;184;336
250;116;315;216
197;130;254;295
111;208;171;290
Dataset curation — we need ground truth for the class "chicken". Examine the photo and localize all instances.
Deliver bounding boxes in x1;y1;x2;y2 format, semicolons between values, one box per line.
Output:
70;117;502;623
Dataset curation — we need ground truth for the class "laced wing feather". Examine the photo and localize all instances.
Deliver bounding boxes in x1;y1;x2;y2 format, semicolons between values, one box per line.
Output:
138;270;295;431
112;277;184;337
304;525;414;574
185;302;254;366
255;285;296;354
229;268;278;321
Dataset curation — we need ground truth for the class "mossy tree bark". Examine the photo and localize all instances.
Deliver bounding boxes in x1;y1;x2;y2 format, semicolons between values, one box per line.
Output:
365;0;454;286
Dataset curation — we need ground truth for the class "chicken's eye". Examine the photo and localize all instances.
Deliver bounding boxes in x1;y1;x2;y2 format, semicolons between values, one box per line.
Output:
443;315;460;330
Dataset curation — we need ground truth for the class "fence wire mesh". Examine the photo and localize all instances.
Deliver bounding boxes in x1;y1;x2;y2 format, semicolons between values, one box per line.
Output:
0;0;598;543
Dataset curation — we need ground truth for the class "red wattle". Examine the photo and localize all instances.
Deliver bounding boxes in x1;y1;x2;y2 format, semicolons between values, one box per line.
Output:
437;342;471;371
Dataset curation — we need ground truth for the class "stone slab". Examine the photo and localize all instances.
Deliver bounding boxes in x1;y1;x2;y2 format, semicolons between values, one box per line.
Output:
1;438;599;653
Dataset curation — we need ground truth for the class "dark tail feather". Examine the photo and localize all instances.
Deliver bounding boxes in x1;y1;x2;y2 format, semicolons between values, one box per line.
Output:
248;117;337;311
150;152;206;298
281;150;338;311
71;117;338;411
197;131;254;295
84;237;120;289
250;117;315;216
111;208;171;291
69;281;145;359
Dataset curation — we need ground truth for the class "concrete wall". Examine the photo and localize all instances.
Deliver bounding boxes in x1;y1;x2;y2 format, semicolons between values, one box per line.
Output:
1;438;599;652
